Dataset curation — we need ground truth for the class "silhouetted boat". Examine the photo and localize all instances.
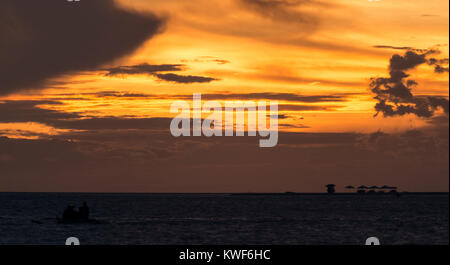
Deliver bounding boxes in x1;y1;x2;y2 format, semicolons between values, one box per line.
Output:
56;217;106;225
58;202;106;224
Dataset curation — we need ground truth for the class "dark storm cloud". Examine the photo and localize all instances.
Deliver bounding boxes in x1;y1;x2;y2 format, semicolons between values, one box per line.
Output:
427;58;450;73
434;65;449;73
84;91;352;102
85;91;158;98
58;91;353;103
370;49;449;118
0;100;80;123
372;45;442;54
51;91;159;99
153;73;218;84
0;91;341;134
372;45;414;50
0;100;171;130
104;64;184;76
0;0;165;95
104;63;218;83
0;99;211;132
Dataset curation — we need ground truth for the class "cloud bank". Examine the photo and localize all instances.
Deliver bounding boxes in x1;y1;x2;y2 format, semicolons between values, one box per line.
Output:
370;49;449;118
0;0;165;95
105;63;218;84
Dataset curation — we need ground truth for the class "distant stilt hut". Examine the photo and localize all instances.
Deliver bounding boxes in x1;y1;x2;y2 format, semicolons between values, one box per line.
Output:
379;185;390;194
357;185;368;194
326;184;336;194
368;186;379;195
345;185;355;194
388;187;398;194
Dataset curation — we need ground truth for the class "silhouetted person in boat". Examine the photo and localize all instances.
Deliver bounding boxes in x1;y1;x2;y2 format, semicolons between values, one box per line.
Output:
63;205;78;220
78;202;90;220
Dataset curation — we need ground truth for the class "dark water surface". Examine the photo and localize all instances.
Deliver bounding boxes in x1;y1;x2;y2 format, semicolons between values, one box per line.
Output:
0;193;448;245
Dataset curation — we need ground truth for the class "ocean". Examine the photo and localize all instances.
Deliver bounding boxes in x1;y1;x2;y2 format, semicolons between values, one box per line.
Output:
0;193;448;245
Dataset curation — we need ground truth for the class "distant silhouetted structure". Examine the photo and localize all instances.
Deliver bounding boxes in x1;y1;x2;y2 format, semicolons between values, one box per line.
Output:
326;184;336;194
345;185;400;195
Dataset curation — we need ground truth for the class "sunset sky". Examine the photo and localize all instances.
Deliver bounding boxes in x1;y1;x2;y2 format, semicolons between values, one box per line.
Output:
0;0;448;192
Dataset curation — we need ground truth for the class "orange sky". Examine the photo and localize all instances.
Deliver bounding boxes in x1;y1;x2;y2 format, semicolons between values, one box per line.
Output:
0;0;448;192
1;0;448;138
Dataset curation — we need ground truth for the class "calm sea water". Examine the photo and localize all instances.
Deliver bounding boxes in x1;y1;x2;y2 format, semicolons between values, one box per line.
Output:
0;193;448;245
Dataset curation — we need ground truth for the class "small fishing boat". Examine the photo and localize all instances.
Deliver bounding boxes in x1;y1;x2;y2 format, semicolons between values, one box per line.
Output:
56;217;106;225
57;202;107;224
